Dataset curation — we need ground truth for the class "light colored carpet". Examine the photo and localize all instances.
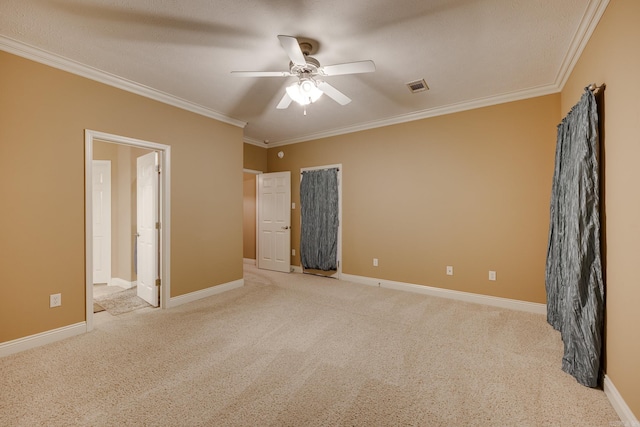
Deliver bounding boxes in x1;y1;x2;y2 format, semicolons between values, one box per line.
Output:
0;265;620;426
93;287;151;315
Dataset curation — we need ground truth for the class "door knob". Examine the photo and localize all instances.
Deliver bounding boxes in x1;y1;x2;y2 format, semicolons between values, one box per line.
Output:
281;226;290;230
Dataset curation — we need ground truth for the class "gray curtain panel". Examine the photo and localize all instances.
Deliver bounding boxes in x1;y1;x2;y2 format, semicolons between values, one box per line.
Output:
300;168;339;271
545;87;604;387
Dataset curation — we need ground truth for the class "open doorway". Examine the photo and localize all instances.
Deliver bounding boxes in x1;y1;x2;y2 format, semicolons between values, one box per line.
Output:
299;165;342;279
243;169;261;265
85;130;171;331
91;143;156;316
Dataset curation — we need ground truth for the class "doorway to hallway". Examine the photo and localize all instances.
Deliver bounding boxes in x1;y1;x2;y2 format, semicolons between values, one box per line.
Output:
85;130;171;330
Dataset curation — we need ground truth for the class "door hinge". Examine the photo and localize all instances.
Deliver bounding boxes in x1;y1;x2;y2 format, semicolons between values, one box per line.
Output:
155;222;160;229
156;165;161;173
155;278;161;287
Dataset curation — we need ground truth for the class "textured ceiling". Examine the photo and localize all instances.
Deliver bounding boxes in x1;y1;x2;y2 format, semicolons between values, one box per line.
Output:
0;0;607;146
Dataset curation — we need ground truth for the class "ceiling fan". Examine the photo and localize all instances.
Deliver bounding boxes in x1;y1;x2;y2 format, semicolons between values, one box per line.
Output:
231;35;376;110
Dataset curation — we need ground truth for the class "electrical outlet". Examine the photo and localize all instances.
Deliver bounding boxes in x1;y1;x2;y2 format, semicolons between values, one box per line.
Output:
50;293;61;308
489;271;497;281
292;249;296;256
446;266;453;276
373;258;379;267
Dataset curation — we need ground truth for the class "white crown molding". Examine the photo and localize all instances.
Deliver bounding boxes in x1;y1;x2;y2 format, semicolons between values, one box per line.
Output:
341;273;547;315
3;0;607;148
0;35;247;129
555;0;610;90
259;0;609;148
266;84;560;147
243;137;267;147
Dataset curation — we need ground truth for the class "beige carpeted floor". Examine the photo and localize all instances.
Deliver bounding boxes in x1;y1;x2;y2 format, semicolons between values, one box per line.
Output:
0;265;620;426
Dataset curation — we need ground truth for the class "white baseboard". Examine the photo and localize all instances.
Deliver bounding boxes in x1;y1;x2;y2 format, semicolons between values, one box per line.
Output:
604;375;640;426
292;265;303;273
0;322;86;358
110;278;136;289
243;258;256;265
167;279;244;308
2;278;245;356
340;273;546;315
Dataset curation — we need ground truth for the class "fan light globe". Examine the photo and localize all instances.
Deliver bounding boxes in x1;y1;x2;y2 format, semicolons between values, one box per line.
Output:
286;79;323;106
300;80;314;94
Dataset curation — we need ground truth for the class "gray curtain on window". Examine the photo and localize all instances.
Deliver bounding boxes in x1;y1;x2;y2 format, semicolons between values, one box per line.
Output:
545;87;604;387
300;168;339;271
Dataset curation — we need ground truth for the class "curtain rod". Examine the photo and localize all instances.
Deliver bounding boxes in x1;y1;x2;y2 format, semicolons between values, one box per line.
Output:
588;83;605;93
301;167;340;173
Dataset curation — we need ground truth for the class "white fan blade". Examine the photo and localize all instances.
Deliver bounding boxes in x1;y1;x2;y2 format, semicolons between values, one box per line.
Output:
231;71;292;77
278;35;306;66
320;60;376;76
317;81;351;105
276;93;293;109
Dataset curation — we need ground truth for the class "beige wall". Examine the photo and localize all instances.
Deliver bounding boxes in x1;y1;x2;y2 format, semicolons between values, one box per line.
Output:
243;143;267;172
242;144;266;260
0;51;244;343
115;145;133;282
243;173;257;260
562;0;640;417
267;94;559;304
93;141;125;281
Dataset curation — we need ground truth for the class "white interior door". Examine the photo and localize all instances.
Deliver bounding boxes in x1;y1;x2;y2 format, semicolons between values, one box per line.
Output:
257;172;291;273
137;152;159;307
92;160;111;284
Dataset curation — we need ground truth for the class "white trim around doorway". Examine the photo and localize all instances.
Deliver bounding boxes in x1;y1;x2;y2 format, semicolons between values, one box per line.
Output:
85;129;171;332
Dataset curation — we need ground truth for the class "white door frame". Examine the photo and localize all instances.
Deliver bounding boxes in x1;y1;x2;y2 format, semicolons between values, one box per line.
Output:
85;130;171;331
300;164;343;279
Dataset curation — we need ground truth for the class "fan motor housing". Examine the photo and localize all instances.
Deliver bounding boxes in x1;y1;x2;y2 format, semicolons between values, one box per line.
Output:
290;56;321;76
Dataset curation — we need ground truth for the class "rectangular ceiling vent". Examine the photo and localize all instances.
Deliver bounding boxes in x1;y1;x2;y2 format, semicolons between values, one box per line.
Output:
406;79;429;93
